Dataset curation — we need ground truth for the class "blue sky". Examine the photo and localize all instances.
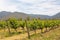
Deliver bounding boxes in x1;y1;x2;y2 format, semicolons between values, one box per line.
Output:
0;0;60;16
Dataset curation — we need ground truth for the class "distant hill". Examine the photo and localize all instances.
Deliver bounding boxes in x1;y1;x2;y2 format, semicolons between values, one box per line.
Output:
29;14;51;19
0;11;60;20
51;12;60;19
0;11;30;20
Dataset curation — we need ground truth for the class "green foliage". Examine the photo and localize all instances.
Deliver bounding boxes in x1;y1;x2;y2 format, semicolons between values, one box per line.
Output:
8;18;19;30
0;17;60;38
0;20;6;29
19;20;25;28
30;21;37;30
37;21;44;29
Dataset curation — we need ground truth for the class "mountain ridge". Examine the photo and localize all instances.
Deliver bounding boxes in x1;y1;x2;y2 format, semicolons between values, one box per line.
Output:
0;11;60;20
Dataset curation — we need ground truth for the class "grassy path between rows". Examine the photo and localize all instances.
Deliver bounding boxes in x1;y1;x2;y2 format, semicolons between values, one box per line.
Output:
0;27;60;40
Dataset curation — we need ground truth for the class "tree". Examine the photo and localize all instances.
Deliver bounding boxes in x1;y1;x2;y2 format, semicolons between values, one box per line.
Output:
8;18;19;32
25;17;31;39
6;21;11;34
0;20;6;32
37;20;44;33
44;20;49;32
19;20;25;33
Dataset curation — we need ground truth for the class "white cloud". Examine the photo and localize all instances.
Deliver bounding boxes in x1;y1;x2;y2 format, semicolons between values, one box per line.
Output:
17;0;44;3
0;0;60;16
0;0;17;12
0;5;17;12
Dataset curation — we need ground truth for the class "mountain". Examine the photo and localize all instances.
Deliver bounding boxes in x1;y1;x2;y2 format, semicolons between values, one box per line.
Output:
29;14;51;19
51;12;60;19
0;11;31;20
0;11;60;20
0;11;11;18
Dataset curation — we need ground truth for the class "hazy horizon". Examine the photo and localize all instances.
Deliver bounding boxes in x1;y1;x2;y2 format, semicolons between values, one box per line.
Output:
0;0;60;16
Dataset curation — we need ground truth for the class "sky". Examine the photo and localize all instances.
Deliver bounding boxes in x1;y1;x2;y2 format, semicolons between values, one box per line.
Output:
0;0;60;16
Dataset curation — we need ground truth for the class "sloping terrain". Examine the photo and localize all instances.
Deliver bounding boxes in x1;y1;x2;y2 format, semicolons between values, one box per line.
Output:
0;27;60;40
0;11;60;20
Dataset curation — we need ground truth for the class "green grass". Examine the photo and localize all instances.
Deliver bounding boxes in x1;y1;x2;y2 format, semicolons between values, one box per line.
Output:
0;27;60;40
21;27;60;40
0;29;23;39
0;32;21;39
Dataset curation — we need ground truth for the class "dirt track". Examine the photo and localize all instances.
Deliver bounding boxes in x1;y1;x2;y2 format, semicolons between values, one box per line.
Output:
0;27;60;40
0;30;40;40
